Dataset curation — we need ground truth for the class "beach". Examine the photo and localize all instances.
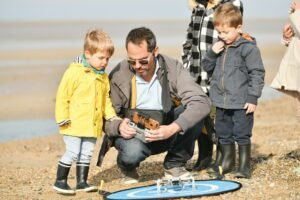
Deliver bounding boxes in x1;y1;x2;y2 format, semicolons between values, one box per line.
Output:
0;20;299;199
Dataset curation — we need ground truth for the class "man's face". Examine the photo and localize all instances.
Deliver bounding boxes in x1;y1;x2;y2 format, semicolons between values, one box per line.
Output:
127;41;157;82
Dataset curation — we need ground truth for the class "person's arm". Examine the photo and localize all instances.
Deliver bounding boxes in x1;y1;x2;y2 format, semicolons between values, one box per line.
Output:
201;41;223;74
103;100;136;139
103;76;117;120
282;23;294;46
244;45;265;107
146;58;211;141
103;61;137;138
182;10;195;69
171;59;211;133
282;2;300;46
102;79;124;137
55;66;75;126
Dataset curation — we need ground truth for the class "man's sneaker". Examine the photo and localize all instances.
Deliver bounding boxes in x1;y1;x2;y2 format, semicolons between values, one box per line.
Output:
164;167;192;179
121;169;139;184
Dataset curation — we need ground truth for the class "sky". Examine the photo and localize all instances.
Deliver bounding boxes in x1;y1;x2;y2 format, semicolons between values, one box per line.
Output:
0;0;293;22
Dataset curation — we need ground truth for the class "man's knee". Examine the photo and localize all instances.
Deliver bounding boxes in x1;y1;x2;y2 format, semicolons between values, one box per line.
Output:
116;138;149;168
185;120;204;138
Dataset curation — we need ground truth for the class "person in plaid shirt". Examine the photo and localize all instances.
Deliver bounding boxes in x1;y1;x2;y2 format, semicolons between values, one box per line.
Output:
182;0;243;172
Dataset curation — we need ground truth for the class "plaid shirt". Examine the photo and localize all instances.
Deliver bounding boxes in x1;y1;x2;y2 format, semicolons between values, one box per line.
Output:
182;0;243;92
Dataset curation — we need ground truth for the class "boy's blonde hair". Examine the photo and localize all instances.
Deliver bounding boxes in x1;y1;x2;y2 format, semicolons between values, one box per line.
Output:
214;3;242;28
84;29;114;56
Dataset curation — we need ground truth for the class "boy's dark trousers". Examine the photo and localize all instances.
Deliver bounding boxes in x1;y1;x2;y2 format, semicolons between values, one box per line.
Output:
214;108;253;178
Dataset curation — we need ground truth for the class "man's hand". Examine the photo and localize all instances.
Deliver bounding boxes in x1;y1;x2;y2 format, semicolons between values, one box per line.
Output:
212;41;225;54
145;123;181;142
118;118;136;139
244;103;257;114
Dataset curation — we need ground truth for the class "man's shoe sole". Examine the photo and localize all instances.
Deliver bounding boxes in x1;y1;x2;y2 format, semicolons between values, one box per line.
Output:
123;179;139;184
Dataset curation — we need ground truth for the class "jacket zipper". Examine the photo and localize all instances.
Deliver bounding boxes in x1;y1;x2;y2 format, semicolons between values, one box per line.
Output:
221;47;228;108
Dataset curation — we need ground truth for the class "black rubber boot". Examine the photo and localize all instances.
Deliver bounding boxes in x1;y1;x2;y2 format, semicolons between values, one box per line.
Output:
53;163;75;195
220;144;236;174
76;163;97;192
193;132;213;171
235;144;251;179
207;143;222;173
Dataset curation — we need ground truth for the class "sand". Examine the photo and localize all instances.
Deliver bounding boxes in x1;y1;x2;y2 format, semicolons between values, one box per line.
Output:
0;43;299;199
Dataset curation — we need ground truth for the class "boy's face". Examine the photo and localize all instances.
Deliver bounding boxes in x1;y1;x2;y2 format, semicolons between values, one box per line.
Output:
84;50;110;70
216;24;242;45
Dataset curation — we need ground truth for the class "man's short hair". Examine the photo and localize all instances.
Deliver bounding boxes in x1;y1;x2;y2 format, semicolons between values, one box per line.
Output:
84;28;114;56
126;27;156;52
214;3;243;28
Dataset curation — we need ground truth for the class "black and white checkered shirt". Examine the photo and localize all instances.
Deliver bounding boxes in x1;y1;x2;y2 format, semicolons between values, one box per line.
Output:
182;0;243;93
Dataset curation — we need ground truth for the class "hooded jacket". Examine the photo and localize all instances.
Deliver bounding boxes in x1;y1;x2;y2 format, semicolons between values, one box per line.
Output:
55;62;116;138
202;36;265;109
104;54;211;137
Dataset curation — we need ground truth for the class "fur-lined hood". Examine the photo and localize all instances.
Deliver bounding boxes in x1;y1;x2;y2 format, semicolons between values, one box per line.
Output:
187;0;221;10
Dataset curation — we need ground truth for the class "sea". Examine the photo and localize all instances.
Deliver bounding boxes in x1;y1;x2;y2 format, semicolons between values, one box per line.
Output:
0;19;286;142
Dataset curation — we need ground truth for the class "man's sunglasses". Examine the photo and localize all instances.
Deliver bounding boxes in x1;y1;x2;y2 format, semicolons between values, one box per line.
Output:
127;53;153;66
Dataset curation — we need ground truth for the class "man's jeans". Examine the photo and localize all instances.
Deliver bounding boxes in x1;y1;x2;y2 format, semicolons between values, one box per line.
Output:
114;121;203;171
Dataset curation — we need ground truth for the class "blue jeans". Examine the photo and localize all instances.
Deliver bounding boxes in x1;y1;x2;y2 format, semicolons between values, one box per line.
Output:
60;135;97;165
114;121;203;171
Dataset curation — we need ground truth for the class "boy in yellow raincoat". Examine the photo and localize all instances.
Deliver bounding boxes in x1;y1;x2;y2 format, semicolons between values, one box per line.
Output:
53;29;117;194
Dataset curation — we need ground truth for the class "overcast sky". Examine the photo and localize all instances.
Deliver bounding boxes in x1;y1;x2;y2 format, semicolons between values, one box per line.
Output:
0;0;292;21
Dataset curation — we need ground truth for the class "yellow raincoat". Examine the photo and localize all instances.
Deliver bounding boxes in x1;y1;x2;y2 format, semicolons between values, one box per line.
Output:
55;63;116;138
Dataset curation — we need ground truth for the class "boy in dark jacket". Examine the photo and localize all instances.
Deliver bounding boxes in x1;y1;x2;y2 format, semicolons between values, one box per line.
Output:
182;0;243;172
202;3;265;178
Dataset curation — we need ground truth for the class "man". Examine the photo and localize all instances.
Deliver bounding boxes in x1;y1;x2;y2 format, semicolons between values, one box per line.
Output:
104;27;211;184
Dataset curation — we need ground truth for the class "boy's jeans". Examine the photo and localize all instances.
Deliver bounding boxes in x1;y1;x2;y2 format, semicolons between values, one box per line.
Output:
60;135;96;165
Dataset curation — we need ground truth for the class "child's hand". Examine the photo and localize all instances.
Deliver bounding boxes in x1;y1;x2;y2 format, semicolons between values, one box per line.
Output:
212;41;225;54
244;103;256;114
58;120;71;127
